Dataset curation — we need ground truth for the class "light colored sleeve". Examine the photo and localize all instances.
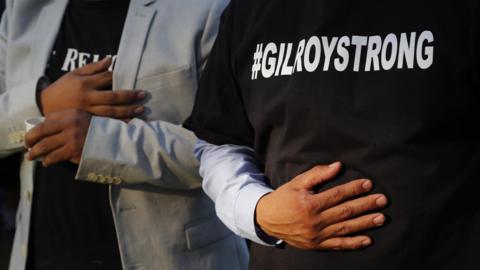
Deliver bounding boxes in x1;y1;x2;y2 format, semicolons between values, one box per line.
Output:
195;139;275;246
76;117;201;189
0;2;42;159
75;0;230;189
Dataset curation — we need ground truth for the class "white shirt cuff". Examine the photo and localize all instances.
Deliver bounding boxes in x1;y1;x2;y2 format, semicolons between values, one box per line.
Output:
234;180;274;245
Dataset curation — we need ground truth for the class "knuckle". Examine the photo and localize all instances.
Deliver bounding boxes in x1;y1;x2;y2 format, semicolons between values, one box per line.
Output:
336;224;350;236
299;197;316;214
298;177;310;187
340;205;354;218
353;180;365;193
303;234;320;247
315;216;327;230
330;187;343;202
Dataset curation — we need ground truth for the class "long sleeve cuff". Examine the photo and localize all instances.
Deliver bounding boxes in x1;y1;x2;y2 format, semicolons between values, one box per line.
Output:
195;140;277;246
75;116;124;185
234;181;274;245
77;116;201;189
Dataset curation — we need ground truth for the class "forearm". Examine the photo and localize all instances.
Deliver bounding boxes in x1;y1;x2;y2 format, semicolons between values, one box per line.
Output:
76;116;201;189
196;140;275;245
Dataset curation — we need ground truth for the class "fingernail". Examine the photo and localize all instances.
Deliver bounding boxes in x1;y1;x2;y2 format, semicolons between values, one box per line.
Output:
373;215;385;226
362;180;372;191
362;238;371;247
137;90;146;99
376;196;388;207
134;106;144;114
328;161;340;168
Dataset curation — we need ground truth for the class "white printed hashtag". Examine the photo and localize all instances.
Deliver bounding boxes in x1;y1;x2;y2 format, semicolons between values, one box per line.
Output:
251;43;263;80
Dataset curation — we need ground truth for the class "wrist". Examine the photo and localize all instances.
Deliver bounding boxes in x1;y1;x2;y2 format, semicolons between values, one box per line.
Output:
254;194;270;235
255;193;284;246
36;76;50;115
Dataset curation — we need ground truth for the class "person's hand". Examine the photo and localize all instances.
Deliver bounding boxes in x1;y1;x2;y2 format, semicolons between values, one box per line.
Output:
256;162;388;250
40;57;145;119
25;109;92;166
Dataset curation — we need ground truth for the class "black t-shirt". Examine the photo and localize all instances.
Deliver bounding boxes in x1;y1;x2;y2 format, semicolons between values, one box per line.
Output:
186;0;480;269
29;0;129;269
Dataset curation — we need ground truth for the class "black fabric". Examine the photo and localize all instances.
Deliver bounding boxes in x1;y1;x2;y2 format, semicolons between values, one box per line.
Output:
186;0;480;269
29;1;129;269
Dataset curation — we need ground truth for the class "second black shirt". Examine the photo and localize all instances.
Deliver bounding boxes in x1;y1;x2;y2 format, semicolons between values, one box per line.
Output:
29;1;129;269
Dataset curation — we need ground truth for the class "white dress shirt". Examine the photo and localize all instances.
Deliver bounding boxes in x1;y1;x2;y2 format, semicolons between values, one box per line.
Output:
195;140;275;245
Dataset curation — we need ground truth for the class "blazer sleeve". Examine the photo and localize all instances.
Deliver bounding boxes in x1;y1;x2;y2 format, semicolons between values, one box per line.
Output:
75;0;230;190
0;1;42;159
76;117;200;189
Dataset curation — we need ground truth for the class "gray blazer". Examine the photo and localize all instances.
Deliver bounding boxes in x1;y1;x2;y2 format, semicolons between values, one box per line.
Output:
0;0;248;269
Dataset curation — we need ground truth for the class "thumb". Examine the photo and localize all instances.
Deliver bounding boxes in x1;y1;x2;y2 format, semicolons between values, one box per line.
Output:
293;162;342;190
75;57;112;76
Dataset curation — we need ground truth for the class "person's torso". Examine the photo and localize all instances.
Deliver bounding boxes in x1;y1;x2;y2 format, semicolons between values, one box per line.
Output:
230;0;480;269
6;0;247;269
29;1;128;268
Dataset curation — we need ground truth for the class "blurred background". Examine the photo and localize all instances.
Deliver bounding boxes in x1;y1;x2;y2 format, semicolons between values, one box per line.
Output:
1;1;21;269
